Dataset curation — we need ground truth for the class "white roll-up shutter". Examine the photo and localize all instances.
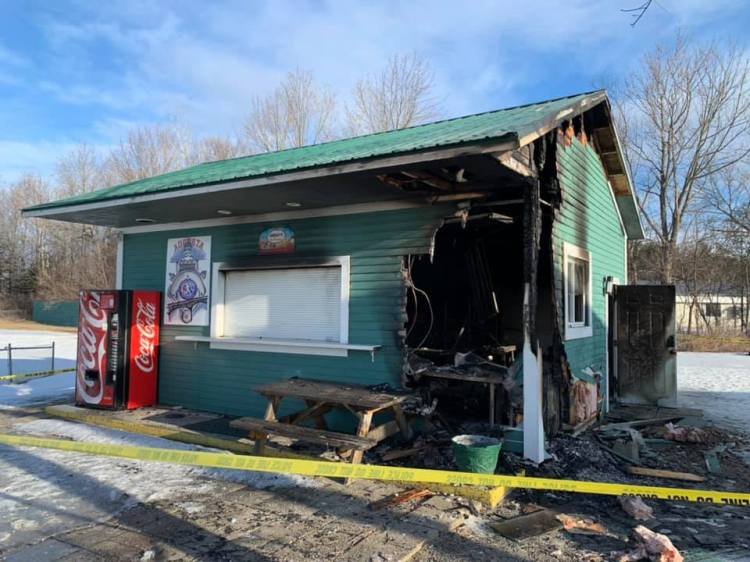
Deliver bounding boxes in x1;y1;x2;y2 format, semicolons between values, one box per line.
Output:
223;266;342;342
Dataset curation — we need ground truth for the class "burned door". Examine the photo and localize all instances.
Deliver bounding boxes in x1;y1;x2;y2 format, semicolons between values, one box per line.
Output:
613;285;676;406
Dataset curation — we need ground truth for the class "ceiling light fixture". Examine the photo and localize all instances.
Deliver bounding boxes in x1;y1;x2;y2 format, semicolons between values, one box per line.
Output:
285;202;302;208
217;209;232;215
135;218;156;224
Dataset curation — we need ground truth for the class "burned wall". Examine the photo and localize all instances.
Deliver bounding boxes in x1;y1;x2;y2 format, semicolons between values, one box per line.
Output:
553;129;628;404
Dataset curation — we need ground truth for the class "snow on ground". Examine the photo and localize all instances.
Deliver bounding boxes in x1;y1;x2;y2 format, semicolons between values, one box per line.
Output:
0;329;321;551
0;372;75;409
0;329;77;376
0;418;320;552
677;352;750;434
0;329;76;408
15;418;321;490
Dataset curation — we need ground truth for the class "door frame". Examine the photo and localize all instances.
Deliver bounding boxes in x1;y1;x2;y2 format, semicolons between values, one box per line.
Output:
605;277;619;409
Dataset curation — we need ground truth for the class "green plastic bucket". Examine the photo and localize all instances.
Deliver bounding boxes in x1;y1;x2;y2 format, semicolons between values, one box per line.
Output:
451;435;503;474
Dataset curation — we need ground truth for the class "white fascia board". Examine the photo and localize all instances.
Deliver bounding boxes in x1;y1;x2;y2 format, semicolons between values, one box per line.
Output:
602;99;646;240
516;91;608;147
119;199;431;235
115;234;124;289
606;181;627;238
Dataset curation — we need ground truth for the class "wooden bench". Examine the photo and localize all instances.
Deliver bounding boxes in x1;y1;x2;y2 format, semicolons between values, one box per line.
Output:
230;416;377;455
237;379;413;478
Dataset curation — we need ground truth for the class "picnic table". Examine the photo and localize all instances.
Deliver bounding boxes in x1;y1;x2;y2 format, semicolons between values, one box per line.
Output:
230;378;412;468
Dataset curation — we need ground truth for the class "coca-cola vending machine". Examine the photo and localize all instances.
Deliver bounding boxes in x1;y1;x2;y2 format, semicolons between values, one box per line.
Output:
76;290;161;410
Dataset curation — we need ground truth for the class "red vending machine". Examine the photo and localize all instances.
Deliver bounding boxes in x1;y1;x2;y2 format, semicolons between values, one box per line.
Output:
76;290;161;410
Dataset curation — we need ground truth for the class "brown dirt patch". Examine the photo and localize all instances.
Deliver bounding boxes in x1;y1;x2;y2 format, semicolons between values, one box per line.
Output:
678;334;749;353
0;317;77;333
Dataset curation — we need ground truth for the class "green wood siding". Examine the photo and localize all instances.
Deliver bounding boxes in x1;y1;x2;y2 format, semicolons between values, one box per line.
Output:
122;205;449;417
553;137;627;397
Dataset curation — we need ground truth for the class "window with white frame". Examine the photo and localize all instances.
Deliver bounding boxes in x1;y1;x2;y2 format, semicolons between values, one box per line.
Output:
211;257;350;351
564;243;592;339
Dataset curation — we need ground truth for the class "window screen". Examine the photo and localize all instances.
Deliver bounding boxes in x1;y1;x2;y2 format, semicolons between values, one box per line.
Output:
223;266;342;342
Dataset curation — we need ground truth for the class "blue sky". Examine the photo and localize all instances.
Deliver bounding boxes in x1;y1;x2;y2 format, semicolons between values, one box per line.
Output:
1;0;748;184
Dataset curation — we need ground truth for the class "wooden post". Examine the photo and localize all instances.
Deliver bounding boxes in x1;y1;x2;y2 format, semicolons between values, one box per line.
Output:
392;404;412;440
350;411;374;467
263;396;281;422
254;396;281;456
489;383;496;427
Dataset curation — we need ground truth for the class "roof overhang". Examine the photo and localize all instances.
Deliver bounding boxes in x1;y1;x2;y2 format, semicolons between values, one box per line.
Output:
22;140;521;228
22;90;643;239
504;93;644;240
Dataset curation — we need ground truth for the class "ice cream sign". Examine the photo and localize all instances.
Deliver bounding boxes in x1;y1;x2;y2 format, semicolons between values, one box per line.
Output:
259;226;295;255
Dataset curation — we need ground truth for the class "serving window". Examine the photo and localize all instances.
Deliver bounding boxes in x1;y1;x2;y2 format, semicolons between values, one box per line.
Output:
202;256;359;356
222;265;343;342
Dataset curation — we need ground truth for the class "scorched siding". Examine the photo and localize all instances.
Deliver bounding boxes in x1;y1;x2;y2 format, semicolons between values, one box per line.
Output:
553;136;627;399
121;205;449;418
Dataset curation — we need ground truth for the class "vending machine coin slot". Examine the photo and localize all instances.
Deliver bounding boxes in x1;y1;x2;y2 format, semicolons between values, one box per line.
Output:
107;312;119;384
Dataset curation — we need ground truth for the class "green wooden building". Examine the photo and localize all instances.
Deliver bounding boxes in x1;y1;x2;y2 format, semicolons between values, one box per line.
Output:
24;91;648;461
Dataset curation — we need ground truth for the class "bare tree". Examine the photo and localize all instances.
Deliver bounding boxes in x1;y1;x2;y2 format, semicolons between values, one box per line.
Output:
4;122;249;309
106;122;198;183
198;136;243;162
243;69;337;152
57;144;104;196
621;0;653;27
346;53;439;136
619;36;750;283
704;165;750;235
0;175;53;311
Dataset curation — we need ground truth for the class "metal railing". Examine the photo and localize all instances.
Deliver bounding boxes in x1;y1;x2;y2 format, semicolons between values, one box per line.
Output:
1;342;56;376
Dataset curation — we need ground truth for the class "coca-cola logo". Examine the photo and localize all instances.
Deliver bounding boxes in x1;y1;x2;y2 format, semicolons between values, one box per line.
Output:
134;298;157;373
77;292;107;404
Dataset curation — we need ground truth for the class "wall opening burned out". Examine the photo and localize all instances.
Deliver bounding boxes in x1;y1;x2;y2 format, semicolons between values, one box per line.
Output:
403;201;558;430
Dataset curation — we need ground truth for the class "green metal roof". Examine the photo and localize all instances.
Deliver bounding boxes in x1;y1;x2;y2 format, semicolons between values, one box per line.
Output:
26;91;607;212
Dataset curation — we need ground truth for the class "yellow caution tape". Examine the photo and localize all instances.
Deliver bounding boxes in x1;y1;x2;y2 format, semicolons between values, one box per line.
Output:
1;433;748;506
0;368;75;382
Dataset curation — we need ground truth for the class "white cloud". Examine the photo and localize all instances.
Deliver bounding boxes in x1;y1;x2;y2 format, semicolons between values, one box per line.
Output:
0;43;29;68
0;140;79;184
5;0;747;183
0;41;30;86
37;0;745;128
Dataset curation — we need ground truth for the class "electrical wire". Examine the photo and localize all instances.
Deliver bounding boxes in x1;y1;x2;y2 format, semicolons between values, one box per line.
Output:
414;285;434;349
405;255;434;349
406;256;419;340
